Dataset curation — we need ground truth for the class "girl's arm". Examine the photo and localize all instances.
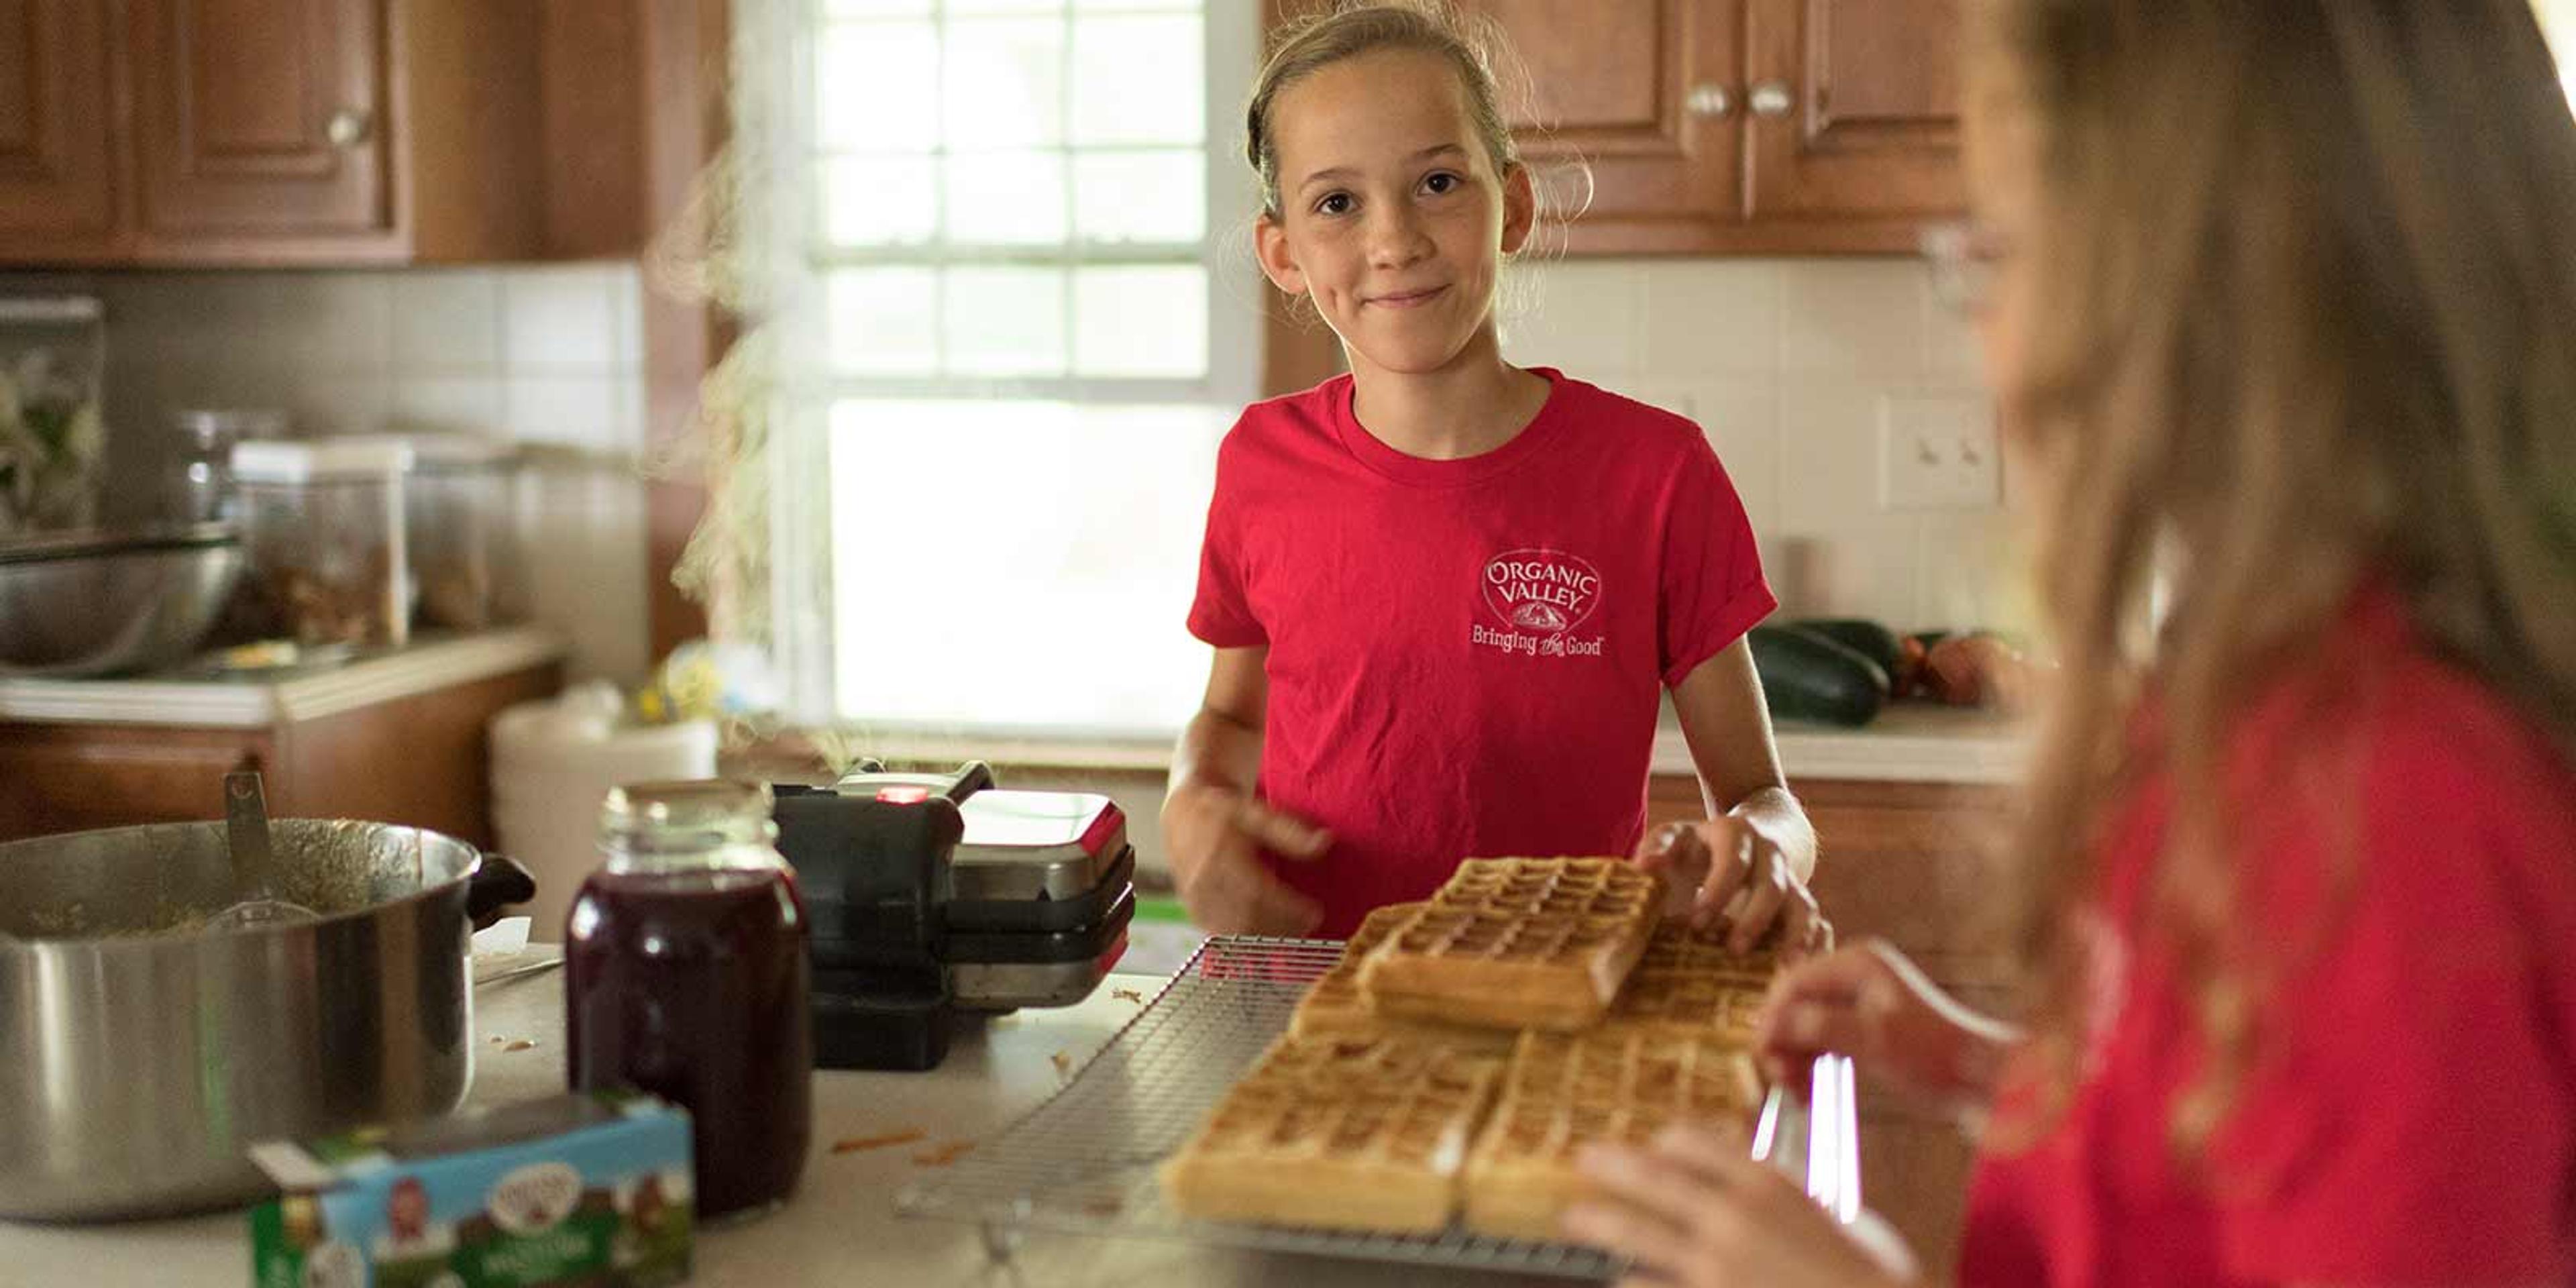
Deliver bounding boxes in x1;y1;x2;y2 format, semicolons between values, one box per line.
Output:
1648;638;1827;953
1161;647;1334;935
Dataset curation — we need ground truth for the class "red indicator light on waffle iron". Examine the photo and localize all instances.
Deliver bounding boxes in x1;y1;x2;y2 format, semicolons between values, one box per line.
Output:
875;786;933;804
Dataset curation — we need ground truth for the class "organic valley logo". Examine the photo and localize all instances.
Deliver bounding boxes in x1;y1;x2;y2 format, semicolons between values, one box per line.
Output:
1481;549;1602;635
487;1163;582;1234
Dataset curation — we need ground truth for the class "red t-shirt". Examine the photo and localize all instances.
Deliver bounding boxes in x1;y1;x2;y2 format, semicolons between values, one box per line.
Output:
1961;589;2576;1287
1187;370;1774;936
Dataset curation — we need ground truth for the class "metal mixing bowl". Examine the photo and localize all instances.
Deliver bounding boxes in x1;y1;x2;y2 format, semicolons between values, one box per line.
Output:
0;523;243;678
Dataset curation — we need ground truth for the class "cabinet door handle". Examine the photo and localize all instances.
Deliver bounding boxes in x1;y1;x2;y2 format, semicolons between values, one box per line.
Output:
1750;82;1796;119
1685;83;1734;118
326;107;374;149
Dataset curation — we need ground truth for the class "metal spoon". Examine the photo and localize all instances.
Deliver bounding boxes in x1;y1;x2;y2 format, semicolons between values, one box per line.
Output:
205;771;318;932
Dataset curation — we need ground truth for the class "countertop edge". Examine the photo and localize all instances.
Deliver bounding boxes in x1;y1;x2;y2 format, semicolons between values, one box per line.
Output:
0;628;572;729
810;712;2029;788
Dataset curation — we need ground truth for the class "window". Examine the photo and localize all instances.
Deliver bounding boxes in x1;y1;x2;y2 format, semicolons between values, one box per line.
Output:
2542;0;2576;103
744;0;1263;737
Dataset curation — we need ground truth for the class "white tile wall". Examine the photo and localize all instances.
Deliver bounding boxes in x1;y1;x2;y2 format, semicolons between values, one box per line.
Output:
16;265;658;684
7;251;2025;695
1504;256;2025;634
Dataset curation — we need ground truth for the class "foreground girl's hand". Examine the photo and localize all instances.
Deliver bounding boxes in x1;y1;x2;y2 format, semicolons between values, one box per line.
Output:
1567;1123;1910;1288
1758;941;2019;1122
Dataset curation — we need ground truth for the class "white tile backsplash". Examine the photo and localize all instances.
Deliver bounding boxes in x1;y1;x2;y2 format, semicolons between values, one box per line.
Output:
391;376;508;435
27;251;2000;692
36;263;655;684
392;270;504;374
1519;256;2003;631
505;374;637;455
1779;259;1929;376
1500;260;1644;376
500;267;624;374
1642;260;1783;376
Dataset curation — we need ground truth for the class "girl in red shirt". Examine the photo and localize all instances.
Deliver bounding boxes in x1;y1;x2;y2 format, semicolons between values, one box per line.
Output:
1164;3;1825;948
1569;3;2576;1286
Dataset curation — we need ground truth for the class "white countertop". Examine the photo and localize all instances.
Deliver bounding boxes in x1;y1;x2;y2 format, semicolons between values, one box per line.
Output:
845;703;2028;788
0;627;570;729
0;969;1572;1288
1679;704;2027;786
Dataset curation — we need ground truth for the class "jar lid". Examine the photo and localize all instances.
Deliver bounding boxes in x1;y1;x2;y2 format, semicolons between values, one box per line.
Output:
231;438;413;484
601;779;775;837
334;431;519;472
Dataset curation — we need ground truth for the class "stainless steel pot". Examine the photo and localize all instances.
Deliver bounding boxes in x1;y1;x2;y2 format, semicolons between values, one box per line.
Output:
0;820;535;1221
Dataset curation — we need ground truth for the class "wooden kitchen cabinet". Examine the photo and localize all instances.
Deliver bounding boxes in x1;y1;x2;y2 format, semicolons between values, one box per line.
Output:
0;0;120;247
129;0;395;244
1263;0;1964;254
0;661;561;849
1;0;561;266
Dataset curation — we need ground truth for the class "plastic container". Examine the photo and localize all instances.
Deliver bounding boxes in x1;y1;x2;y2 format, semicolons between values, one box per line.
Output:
398;433;523;631
566;780;812;1224
229;438;413;649
488;682;720;938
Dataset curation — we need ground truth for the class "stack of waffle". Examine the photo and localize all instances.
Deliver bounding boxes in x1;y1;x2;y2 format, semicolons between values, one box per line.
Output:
1163;857;1779;1240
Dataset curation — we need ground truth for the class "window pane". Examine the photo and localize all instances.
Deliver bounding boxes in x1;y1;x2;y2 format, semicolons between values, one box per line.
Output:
827;268;938;374
821;155;937;247
1071;16;1203;146
1073;0;1197;11
816;23;939;152
944;19;1065;150
1072;150;1204;244
828;399;1226;731
825;0;930;15
945;268;1068;376
952;0;1063;11
945;152;1068;246
1073;266;1206;377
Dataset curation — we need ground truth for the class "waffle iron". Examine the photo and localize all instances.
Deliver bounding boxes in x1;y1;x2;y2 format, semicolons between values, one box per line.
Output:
773;761;1134;1071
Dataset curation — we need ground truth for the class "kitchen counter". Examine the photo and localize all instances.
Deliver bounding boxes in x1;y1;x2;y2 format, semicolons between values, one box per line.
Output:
1661;704;2027;786
0;627;569;729
0;969;1577;1288
847;703;2029;788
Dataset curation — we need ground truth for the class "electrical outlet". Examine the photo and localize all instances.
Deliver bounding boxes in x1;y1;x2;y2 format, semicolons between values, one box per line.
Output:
1878;393;2002;511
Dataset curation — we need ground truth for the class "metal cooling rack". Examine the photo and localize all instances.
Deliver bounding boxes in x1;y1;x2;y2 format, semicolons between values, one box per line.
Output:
896;934;1858;1280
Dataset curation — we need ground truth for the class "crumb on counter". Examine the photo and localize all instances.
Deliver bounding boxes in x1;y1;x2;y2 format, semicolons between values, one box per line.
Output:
912;1140;975;1167
830;1130;929;1155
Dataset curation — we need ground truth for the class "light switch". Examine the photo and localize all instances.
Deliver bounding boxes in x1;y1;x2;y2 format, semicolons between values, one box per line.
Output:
1878;392;2002;511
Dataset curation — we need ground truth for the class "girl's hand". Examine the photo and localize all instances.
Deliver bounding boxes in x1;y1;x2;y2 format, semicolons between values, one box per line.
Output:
1161;782;1332;936
1635;815;1831;957
1758;941;2018;1121
1568;1124;1910;1288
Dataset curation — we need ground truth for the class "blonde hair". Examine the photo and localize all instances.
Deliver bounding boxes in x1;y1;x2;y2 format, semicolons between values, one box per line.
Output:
1981;0;2576;1152
1244;1;1524;219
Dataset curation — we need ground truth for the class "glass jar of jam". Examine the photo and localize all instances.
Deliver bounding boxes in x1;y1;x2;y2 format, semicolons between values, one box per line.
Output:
566;780;812;1222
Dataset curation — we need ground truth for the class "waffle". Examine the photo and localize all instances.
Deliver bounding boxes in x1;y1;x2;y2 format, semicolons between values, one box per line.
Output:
1462;1028;1764;1242
1598;922;1779;1040
1159;1035;1503;1233
1358;858;1664;1032
1289;902;1519;1054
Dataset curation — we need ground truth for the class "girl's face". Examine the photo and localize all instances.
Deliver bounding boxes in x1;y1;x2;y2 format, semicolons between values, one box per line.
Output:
1254;49;1536;376
1960;70;2045;429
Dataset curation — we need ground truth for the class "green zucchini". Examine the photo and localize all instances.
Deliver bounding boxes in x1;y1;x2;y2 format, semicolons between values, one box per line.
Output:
1749;625;1888;727
1786;617;1903;688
